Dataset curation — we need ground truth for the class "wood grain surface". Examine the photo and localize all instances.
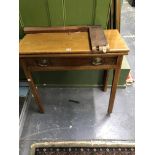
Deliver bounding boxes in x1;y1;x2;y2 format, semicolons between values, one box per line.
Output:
19;30;129;54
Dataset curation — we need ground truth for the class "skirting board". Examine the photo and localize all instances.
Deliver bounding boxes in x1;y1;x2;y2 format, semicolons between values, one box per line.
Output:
36;84;127;88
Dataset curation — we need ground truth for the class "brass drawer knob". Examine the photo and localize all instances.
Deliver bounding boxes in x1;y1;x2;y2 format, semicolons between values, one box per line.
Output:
38;59;49;67
92;57;103;65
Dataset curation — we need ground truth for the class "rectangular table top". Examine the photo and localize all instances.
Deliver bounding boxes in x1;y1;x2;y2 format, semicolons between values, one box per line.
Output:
19;30;129;55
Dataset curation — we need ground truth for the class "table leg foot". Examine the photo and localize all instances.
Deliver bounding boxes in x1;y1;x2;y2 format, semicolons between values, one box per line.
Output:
39;109;44;113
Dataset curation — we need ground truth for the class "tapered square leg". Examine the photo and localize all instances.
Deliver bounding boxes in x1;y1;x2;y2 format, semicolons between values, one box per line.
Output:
20;59;44;113
107;56;123;114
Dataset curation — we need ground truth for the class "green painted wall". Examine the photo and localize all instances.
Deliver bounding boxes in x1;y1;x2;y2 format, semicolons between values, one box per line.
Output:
19;0;130;87
19;0;50;26
65;0;95;25
94;0;111;28
19;0;111;27
48;0;64;26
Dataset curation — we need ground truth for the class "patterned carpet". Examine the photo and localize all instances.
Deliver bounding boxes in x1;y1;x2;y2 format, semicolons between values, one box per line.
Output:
30;141;135;155
35;147;135;155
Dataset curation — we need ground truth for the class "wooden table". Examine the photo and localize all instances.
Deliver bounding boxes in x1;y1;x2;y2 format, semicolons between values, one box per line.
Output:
19;26;129;114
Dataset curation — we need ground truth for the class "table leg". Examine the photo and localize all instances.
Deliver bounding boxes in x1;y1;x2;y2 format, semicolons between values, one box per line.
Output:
103;70;109;92
20;60;44;113
107;56;123;114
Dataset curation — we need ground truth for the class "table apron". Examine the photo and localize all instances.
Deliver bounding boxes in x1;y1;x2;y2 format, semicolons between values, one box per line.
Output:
20;55;119;72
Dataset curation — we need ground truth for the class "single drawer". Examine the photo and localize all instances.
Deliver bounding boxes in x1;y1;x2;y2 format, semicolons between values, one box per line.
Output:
24;56;117;67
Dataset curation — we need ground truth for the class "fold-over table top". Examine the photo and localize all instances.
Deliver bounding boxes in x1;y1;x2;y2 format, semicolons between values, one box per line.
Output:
19;30;129;55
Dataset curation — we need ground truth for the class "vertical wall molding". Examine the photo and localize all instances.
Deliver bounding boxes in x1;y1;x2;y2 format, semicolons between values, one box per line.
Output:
92;0;97;25
19;11;24;28
108;0;121;31
115;0;121;31
45;0;52;26
106;0;113;29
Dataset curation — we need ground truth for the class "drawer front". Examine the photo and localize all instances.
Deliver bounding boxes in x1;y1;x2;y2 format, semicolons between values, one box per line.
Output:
24;56;117;67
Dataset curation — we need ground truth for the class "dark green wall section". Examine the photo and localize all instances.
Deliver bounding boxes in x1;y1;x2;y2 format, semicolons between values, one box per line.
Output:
33;70;103;86
31;69;129;87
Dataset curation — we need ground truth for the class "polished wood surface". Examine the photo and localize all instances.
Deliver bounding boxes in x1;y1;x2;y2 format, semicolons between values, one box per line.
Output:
19;30;129;54
104;30;129;52
19;32;90;54
24;26;89;34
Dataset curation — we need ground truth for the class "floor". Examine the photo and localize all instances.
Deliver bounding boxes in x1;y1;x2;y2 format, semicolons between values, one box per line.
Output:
19;1;135;154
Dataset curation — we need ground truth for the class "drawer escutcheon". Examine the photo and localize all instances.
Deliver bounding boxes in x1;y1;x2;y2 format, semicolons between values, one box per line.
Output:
92;57;103;65
38;59;49;67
